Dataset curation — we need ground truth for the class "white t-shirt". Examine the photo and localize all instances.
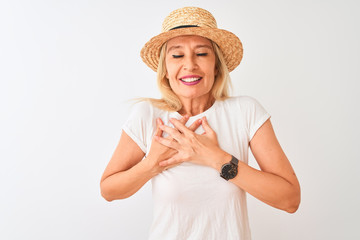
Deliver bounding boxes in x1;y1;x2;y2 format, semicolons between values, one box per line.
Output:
123;96;270;240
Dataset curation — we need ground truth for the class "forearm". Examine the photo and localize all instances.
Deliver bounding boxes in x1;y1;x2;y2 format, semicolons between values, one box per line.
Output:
211;151;300;213
234;161;300;213
100;157;159;201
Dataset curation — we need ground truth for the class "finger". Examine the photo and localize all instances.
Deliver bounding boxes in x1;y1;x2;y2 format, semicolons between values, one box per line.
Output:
164;116;188;140
159;124;183;141
169;118;191;135
178;115;190;125
201;116;215;134
154;118;164;137
188;119;202;132
159;156;181;167
154;135;180;150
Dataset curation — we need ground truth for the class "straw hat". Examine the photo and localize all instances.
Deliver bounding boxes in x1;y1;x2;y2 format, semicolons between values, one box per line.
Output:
140;7;243;72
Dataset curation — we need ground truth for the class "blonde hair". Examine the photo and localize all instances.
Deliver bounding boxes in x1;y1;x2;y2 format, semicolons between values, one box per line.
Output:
145;40;232;112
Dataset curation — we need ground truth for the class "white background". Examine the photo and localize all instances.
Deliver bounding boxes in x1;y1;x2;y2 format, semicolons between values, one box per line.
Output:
1;0;359;239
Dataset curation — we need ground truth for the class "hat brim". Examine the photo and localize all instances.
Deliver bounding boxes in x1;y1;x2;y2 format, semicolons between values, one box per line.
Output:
140;27;243;72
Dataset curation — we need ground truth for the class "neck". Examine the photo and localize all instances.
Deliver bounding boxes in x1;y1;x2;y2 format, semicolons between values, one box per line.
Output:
178;95;215;116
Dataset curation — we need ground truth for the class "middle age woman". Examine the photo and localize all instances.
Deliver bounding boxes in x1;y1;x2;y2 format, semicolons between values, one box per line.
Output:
101;6;301;239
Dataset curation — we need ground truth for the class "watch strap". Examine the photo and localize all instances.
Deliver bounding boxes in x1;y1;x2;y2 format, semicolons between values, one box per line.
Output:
230;155;239;166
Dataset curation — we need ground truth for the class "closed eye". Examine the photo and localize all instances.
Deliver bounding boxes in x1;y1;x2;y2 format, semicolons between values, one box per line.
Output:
172;55;184;58
197;53;208;56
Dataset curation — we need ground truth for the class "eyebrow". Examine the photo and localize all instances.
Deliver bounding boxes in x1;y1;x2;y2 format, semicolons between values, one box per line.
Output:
167;44;213;53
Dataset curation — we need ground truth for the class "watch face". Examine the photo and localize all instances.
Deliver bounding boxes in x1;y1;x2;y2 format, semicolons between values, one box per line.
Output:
221;163;238;180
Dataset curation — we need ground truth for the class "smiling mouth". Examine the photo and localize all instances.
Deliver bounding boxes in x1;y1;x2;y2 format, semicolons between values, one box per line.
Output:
180;77;202;83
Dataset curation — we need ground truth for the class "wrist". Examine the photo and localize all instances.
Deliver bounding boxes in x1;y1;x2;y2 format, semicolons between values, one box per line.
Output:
143;155;163;177
220;155;239;181
210;148;232;172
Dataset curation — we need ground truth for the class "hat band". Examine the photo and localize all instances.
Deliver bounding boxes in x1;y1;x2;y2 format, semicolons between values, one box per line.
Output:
169;25;198;31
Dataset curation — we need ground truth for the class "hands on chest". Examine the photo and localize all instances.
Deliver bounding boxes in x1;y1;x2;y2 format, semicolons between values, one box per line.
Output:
147;115;229;171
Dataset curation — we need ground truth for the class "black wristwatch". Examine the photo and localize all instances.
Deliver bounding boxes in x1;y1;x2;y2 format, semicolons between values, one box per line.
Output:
220;155;239;181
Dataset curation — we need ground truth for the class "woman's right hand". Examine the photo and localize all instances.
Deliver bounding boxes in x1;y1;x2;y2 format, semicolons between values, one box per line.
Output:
145;116;202;174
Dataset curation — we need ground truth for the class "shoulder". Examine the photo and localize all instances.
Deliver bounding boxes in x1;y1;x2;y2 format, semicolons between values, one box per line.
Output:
131;100;153;112
127;100;156;118
221;96;265;109
122;101;153;130
222;96;270;139
219;96;270;122
123;100;155;154
128;99;173;123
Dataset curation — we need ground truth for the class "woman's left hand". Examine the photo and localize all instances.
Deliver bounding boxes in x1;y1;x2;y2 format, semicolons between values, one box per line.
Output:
155;116;227;168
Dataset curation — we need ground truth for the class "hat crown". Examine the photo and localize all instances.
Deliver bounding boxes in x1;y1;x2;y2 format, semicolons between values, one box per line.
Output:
162;7;218;32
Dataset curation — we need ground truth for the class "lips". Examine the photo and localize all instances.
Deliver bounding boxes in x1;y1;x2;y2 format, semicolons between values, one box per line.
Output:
180;75;202;85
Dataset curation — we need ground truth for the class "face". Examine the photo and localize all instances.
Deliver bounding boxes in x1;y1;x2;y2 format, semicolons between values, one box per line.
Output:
165;35;217;103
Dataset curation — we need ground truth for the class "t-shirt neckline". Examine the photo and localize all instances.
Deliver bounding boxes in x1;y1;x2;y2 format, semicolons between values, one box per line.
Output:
173;100;218;120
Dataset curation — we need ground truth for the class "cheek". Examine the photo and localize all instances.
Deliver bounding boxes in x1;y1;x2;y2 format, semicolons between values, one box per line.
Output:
166;65;178;80
165;59;173;79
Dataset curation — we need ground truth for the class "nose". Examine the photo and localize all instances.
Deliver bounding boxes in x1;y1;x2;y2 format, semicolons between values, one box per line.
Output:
183;55;197;71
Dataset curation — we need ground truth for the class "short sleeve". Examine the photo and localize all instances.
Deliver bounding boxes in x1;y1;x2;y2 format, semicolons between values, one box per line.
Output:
122;101;154;153
246;97;271;140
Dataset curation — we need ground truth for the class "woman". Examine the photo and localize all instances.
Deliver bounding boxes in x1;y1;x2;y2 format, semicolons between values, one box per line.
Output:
100;7;300;240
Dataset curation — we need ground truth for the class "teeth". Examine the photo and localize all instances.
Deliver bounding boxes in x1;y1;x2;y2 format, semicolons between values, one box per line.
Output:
181;77;201;82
